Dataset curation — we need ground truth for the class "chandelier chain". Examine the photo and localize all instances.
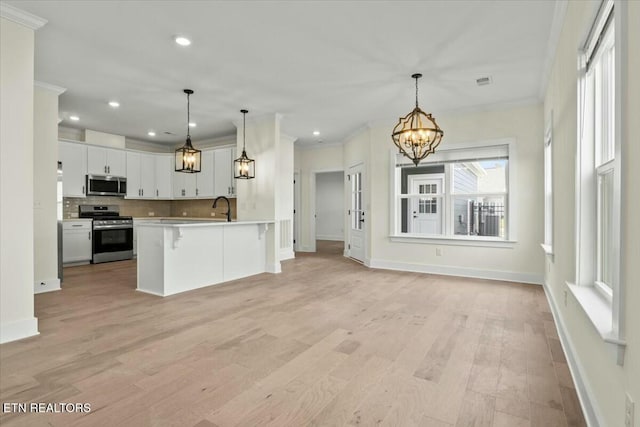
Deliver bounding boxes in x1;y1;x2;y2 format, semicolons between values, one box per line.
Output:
415;76;419;108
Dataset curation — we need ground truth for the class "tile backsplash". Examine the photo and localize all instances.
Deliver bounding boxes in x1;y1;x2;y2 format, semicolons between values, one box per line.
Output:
64;196;237;219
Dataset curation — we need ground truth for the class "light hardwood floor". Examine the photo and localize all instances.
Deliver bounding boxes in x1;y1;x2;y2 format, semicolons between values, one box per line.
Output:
0;240;585;427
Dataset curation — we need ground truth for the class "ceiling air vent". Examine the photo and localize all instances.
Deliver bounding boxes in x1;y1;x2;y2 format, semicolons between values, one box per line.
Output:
163;131;175;135
476;76;492;86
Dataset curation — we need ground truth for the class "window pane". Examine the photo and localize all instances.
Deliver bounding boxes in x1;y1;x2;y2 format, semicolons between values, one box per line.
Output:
453;196;506;238
452;159;507;194
399;196;444;235
597;170;614;288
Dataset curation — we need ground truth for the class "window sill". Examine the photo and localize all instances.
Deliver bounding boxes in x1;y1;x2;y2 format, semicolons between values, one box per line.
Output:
566;281;626;363
389;234;516;248
540;243;554;258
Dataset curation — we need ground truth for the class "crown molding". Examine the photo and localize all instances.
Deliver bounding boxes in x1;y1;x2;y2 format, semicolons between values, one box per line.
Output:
34;80;66;95
1;3;47;30
231;112;283;129
538;0;568;99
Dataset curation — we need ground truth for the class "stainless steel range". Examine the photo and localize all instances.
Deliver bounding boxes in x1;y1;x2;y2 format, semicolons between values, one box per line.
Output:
79;205;133;264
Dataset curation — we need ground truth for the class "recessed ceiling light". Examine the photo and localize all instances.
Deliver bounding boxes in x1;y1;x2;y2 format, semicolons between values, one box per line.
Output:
313;130;320;136
108;101;120;108
69;115;79;121
148;131;156;137
189;122;197;128
174;36;191;46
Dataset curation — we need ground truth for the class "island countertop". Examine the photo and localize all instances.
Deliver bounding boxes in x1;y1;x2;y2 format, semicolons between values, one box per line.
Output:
135;219;273;227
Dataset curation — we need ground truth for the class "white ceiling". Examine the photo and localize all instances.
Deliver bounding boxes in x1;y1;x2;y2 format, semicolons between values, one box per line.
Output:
9;0;559;146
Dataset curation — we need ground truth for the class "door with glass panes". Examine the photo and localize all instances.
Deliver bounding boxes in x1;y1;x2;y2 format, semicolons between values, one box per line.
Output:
348;164;365;262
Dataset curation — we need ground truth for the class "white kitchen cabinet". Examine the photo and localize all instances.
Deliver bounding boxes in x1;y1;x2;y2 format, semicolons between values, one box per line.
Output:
126;152;155;199
173;170;197;198
214;147;237;197
62;220;92;264
87;146;126;176
155;155;173;198
196;150;215;198
58;141;87;197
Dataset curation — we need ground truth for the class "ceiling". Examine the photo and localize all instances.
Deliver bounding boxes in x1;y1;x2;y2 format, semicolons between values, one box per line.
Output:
9;1;559;146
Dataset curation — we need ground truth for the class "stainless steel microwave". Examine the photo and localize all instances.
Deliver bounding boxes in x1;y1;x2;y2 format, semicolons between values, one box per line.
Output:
86;175;127;196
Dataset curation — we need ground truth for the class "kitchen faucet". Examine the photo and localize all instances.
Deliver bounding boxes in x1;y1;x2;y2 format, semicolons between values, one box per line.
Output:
212;196;232;222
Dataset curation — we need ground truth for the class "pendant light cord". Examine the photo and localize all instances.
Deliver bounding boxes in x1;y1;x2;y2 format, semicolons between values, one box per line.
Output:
186;92;191;138
415;76;419;108
243;111;246;151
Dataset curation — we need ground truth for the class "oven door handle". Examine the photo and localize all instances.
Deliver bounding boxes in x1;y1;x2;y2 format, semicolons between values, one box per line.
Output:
93;225;133;230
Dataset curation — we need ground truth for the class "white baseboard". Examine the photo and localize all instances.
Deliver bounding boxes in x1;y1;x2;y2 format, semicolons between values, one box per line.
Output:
297;246;315;253
266;262;282;274
34;278;61;294
316;235;344;241
0;317;39;344
367;258;543;285
135;288;166;297
543;282;603;427
280;249;295;261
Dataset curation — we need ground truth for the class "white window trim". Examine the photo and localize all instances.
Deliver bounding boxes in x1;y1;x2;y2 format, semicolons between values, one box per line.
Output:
388;138;517;247
541;110;554;257
568;0;626;365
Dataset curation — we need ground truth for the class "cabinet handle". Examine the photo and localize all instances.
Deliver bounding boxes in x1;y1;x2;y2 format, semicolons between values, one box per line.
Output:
156;189;159;197
196;188;199;196
108;166;110;174
104;166;107;173
72;224;83;227
82;185;85;194
88;231;91;240
142;188;144;196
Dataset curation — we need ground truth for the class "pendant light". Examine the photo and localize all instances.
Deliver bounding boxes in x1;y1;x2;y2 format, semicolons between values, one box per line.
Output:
391;73;444;166
234;109;255;179
175;89;201;173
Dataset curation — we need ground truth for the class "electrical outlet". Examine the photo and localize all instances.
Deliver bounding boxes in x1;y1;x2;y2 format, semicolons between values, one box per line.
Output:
436;248;442;256
564;290;568;307
148;212;155;217
210;212;216;217
626;393;634;427
182;212;187;217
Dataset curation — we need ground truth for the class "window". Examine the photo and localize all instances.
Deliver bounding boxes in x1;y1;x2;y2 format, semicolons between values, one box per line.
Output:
390;141;513;243
570;0;625;363
542;112;553;255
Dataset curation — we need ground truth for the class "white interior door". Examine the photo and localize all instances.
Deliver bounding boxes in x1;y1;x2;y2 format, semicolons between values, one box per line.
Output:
409;176;443;234
348;165;365;262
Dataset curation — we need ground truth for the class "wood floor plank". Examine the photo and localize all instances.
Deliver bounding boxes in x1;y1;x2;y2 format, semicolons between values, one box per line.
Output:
0;240;584;427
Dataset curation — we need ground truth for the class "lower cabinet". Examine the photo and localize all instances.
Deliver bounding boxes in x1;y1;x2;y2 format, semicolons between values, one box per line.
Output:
62;220;92;264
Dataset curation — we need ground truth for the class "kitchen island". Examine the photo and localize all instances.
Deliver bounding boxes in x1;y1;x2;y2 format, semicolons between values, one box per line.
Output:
136;220;276;296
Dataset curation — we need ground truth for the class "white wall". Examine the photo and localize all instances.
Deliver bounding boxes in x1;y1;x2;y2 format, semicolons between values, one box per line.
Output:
543;1;640;426
343;104;544;284
0;17;38;343
34;84;63;293
315;171;344;241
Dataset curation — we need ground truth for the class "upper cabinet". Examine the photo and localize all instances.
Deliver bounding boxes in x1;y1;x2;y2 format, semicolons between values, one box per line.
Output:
126;152;156;199
214;147;237;198
58;141;236;201
58;141;87;198
196;150;215;198
87;146;126;176
155;155;173;199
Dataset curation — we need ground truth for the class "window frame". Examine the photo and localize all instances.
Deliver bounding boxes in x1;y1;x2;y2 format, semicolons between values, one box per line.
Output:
389;138;517;247
541;110;554;257
567;0;626;365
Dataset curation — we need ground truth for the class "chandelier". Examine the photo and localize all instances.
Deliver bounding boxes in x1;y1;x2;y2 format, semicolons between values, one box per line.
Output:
391;73;444;166
175;89;201;173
